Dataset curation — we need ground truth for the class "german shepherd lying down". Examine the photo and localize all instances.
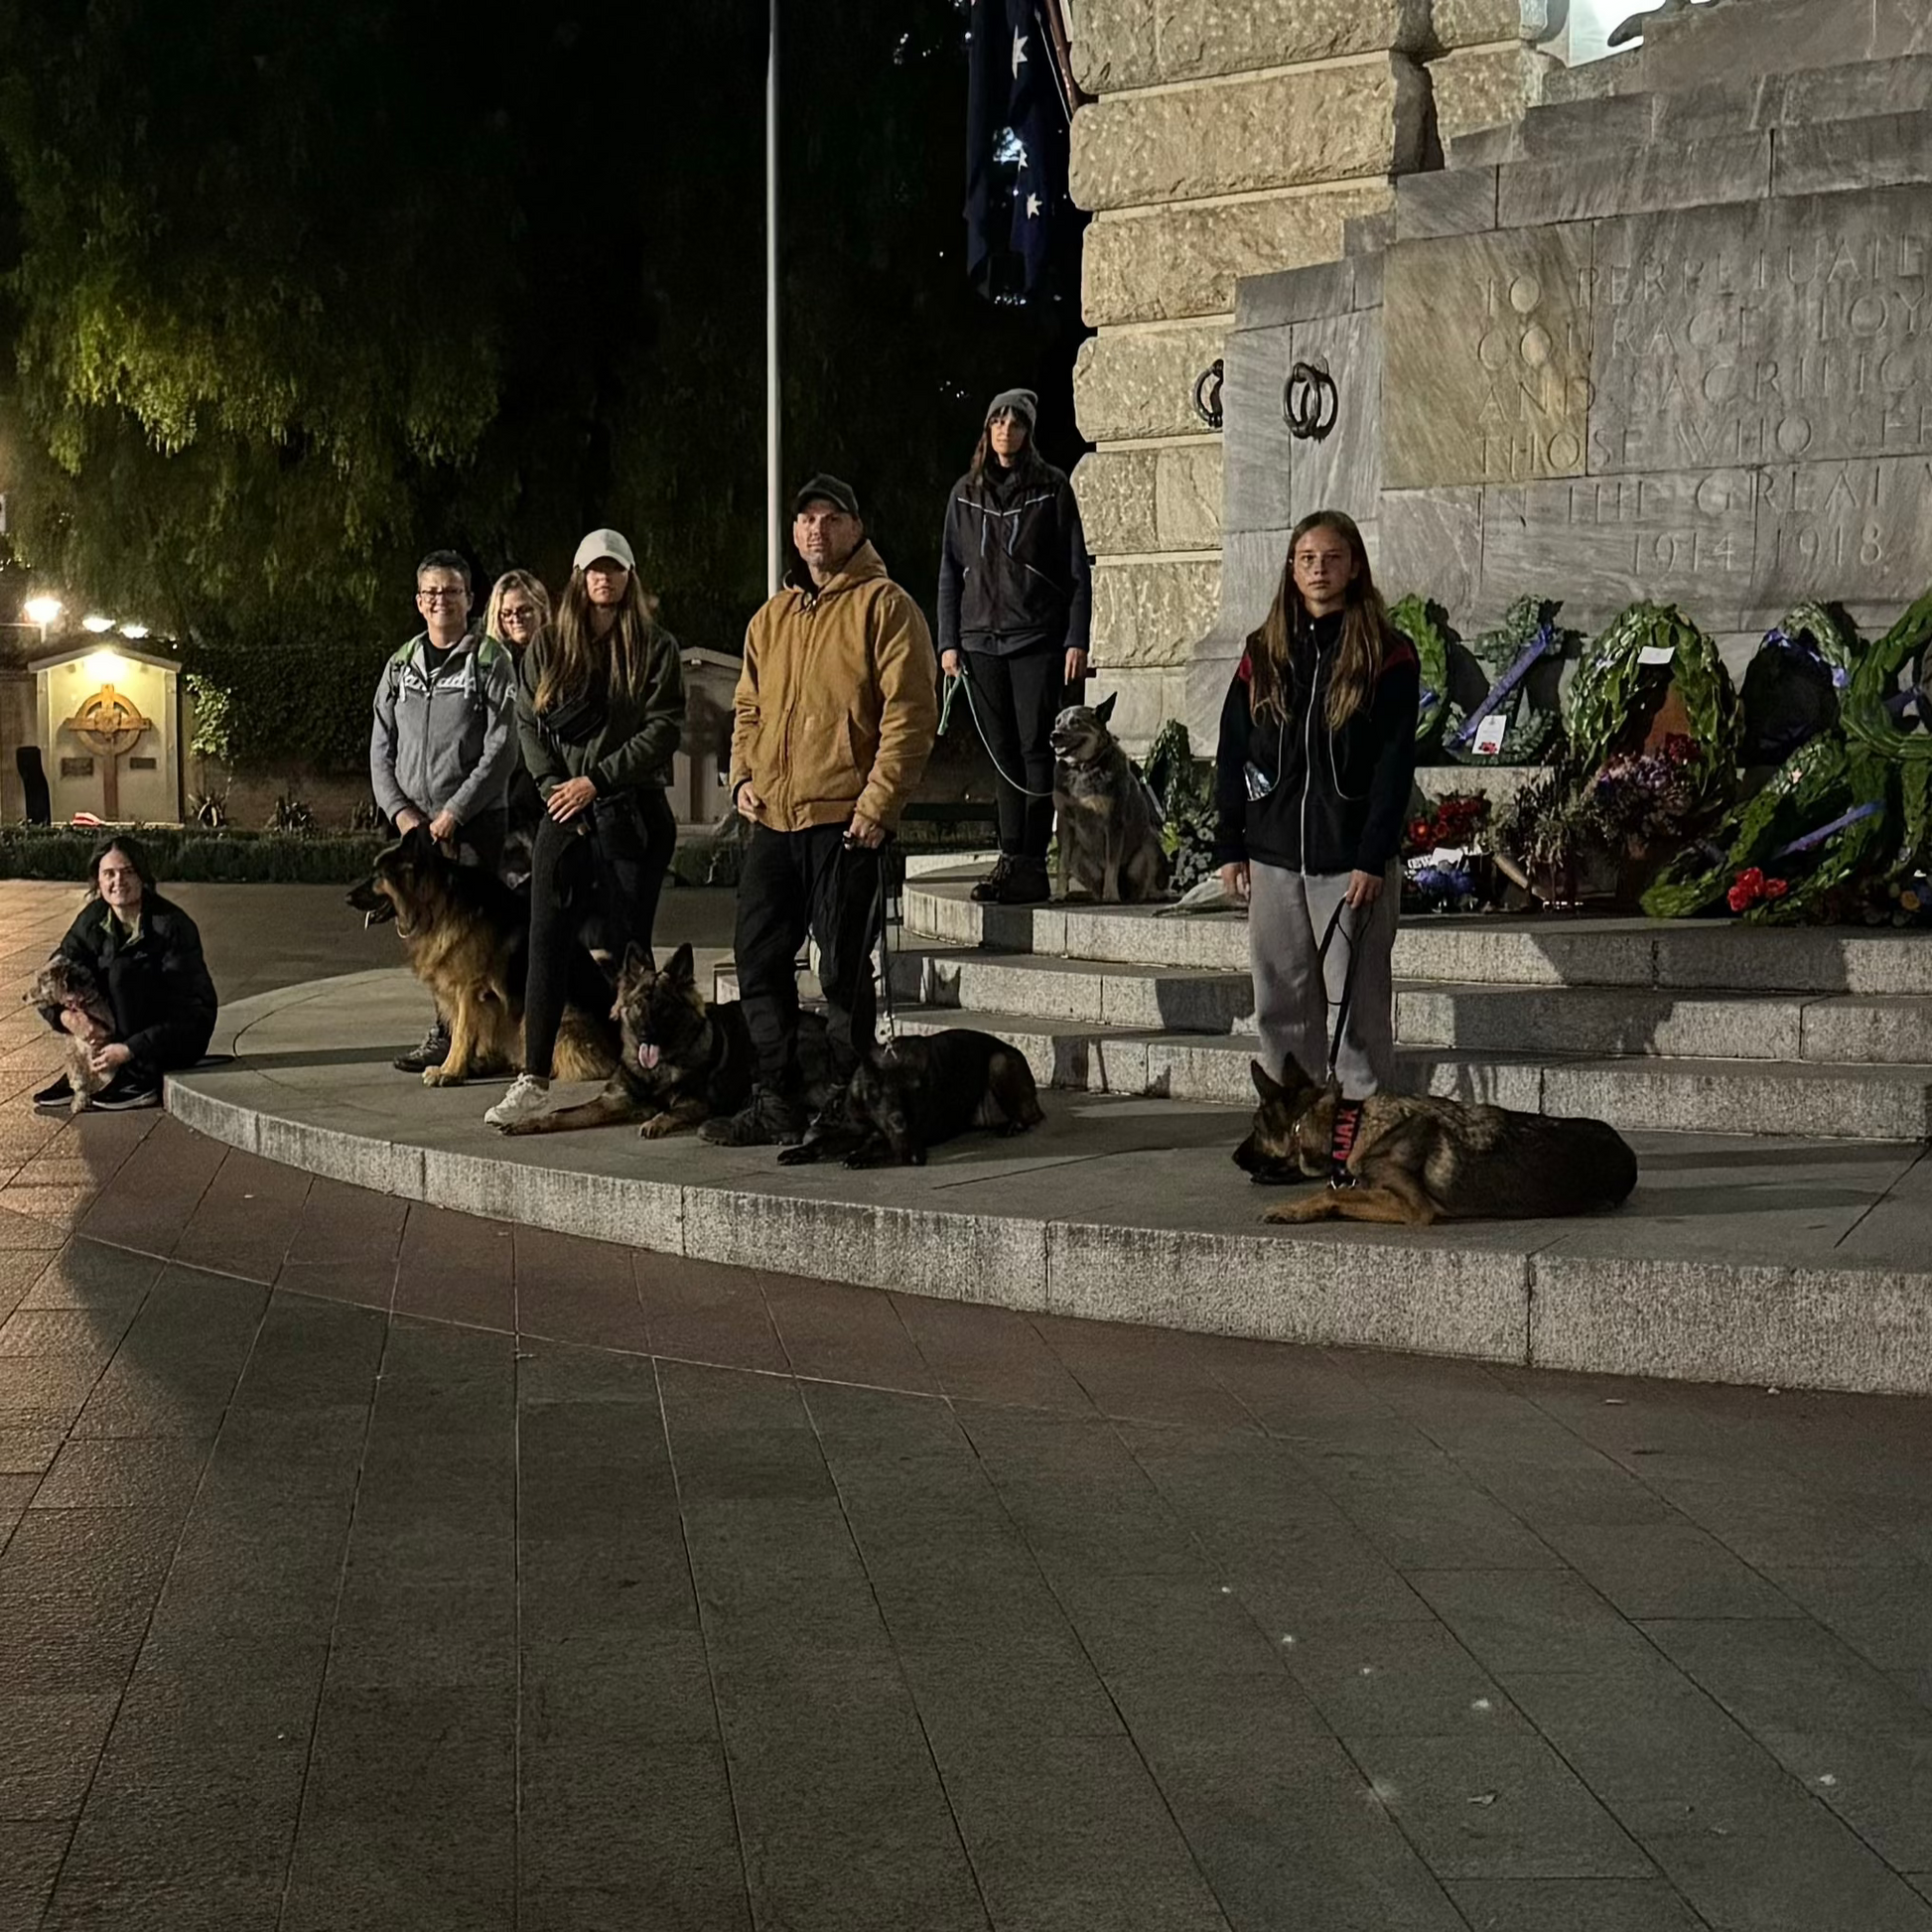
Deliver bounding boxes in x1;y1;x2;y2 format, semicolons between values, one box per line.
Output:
778;1028;1044;1169
1235;1057;1637;1227
347;826;618;1087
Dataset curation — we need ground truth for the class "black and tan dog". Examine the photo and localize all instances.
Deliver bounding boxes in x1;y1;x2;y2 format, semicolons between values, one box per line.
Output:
1049;694;1172;904
1235;1057;1637;1226
347;826;617;1087
779;1028;1044;1169
496;942;752;1138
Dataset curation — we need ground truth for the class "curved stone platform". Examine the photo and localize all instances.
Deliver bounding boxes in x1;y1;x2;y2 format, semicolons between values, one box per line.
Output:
165;968;1932;1396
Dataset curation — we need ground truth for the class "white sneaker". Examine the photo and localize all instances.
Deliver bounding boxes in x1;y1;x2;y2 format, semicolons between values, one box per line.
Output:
483;1073;551;1129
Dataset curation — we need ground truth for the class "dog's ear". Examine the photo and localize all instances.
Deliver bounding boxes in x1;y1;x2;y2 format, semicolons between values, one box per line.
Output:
621;940;652;981
1250;1058;1285;1103
664;941;695;983
1094;692;1117;727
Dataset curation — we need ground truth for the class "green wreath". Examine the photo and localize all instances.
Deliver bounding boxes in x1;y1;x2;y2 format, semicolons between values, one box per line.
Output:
1844;587;1932;763
1439;595;1572;766
1641;735;1897;922
1767;601;1862;684
1568;603;1737;806
1388;594;1453;747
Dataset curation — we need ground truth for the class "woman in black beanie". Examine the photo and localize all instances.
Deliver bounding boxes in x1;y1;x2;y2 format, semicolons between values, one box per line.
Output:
936;388;1092;905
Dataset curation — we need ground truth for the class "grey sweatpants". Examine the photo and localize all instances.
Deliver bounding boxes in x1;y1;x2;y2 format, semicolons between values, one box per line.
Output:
1248;862;1399;1098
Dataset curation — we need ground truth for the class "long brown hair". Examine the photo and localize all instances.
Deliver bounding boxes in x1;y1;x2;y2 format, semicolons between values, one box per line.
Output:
968;414;1050;487
1247;509;1395;731
533;566;663;713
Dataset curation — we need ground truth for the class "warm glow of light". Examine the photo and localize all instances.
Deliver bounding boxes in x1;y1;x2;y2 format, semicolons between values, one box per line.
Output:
23;596;62;625
80;614;115;633
119;623;151;639
84;649;129;683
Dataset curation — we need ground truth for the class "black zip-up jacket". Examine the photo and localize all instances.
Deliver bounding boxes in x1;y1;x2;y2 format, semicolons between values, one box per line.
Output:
1212;611;1420;876
936;460;1092;657
44;893;218;1071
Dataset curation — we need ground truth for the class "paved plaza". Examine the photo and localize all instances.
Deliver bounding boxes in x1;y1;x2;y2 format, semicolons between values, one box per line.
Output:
3;883;1932;1930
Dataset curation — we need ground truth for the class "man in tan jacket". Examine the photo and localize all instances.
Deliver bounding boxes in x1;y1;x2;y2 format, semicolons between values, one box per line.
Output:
702;475;940;1147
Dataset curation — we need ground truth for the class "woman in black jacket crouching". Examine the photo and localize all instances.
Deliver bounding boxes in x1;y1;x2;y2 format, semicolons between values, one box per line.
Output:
1213;510;1417;1100
36;834;217;1113
937;388;1092;906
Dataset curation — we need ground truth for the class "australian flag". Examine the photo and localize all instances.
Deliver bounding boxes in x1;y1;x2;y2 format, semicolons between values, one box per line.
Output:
965;0;1074;303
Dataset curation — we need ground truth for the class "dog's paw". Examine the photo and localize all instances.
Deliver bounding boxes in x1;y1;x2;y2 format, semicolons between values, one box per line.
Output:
638;1115;685;1140
775;1144;817;1167
1263;1195;1329;1225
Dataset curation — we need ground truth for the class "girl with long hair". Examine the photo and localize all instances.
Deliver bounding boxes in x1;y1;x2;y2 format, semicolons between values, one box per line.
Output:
935;387;1091;905
1212;509;1418;1105
485;529;685;1128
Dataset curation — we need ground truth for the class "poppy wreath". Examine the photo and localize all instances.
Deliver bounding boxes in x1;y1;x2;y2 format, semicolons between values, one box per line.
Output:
1566;602;1738;808
1641;734;1898;923
1388;594;1453;748
1440;595;1573;767
1844;586;1932;763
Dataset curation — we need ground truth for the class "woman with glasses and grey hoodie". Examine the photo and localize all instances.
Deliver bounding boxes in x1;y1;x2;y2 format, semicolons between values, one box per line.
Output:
936;388;1092;906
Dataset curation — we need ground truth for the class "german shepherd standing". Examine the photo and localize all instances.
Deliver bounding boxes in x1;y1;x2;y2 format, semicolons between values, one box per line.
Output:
1235;1057;1637;1226
347;826;617;1087
1049;694;1172;904
778;1028;1044;1169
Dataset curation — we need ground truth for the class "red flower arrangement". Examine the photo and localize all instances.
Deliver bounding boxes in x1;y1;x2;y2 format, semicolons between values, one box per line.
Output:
1726;867;1790;913
1406;793;1490;856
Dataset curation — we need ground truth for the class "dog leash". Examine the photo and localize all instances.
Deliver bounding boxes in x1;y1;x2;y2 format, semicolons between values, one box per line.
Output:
1314;897;1370;1188
939;661;1058;800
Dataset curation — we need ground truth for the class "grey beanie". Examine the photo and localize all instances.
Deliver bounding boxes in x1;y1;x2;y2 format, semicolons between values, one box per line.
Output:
985;387;1038;429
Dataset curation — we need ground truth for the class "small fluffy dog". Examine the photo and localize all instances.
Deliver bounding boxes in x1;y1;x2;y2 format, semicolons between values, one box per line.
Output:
779;1028;1044;1169
29;955;117;1114
1050;694;1172;904
1235;1057;1637;1227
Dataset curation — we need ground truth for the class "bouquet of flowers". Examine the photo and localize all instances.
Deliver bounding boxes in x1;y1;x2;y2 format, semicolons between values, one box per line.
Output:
1403;792;1493;912
1586;734;1704;856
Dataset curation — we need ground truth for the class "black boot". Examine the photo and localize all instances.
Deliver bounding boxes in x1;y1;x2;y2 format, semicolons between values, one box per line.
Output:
393;1014;451;1074
699;1086;808;1148
991;857;1049;905
970;857;1014;904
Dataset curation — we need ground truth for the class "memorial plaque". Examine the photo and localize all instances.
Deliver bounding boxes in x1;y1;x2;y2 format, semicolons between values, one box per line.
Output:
61;757;93;777
1750;454;1932;605
1479;468;1758;623
1384;225;1592;489
1590;189;1932;476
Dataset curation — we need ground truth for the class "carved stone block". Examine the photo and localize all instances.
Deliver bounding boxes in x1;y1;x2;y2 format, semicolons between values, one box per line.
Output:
1381;486;1483;609
1091;559;1223;670
1776;110;1932;198
1068;0;1428;95
1235;258;1356;332
1290;307;1384;527
1073;449;1161;556
1221;325;1296;535
1073;323;1230;444
1383;225;1592;489
1396;167;1500;241
1497;135;1770;228
1748;455;1932;608
1428;43;1560;147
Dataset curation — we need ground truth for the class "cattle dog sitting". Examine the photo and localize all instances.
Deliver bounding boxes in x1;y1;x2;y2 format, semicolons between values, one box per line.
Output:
1235;1056;1637;1227
347;826;617;1087
1049;693;1172;904
778;1028;1044;1169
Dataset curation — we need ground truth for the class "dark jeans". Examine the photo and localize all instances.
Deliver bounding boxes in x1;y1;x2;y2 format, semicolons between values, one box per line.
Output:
523;788;677;1078
456;807;507;878
964;642;1074;861
734;823;882;1092
104;957;213;1076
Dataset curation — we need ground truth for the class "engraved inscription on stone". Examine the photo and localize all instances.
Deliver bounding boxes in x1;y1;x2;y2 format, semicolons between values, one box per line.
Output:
1750;456;1932;606
1384;226;1592;491
1590;190;1932;477
1479;469;1757;623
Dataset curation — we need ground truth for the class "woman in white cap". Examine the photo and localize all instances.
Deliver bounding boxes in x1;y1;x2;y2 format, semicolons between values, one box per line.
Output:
936;387;1092;905
484;529;685;1128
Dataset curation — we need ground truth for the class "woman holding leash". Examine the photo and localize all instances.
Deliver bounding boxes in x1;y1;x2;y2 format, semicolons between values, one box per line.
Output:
35;834;218;1113
936;387;1092;906
1213;509;1418;1102
484;529;685;1129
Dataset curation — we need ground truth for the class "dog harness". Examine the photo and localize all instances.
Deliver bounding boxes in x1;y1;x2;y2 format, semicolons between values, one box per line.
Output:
1328;1100;1363;1189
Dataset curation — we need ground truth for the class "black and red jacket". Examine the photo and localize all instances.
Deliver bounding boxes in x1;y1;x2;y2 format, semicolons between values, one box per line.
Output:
1212;609;1419;876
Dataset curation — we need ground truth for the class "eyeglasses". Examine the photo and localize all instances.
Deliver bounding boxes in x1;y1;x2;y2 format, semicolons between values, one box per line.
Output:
418;589;469;603
499;606;538;623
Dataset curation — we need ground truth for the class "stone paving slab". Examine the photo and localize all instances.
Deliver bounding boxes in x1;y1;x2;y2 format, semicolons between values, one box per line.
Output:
161;968;1932;1395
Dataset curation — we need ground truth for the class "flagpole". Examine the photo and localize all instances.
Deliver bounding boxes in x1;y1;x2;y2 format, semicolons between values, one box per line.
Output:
765;0;781;597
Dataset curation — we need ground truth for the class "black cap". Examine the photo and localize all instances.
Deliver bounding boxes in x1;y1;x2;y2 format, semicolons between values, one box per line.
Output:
792;474;860;519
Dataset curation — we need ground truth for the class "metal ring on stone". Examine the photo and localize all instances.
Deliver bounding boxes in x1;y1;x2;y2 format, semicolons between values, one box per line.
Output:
1283;360;1338;442
1191;359;1224;431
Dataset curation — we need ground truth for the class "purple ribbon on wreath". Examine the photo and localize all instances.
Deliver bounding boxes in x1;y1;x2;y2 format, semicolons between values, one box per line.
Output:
1772;800;1881;860
1448;621;1556;751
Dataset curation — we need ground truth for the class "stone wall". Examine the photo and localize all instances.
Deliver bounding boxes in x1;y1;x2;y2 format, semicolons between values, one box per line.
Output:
1063;0;1556;744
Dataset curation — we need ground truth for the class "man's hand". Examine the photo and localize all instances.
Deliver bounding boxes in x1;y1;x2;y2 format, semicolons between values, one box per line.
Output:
547;777;598;823
1343;869;1384;909
735;781;762;824
427;810;459;844
89;1041;133;1076
1064;646;1089;685
394;807;426;834
846;812;886;850
1218;861;1251;902
60;1008;107;1044
940;649;962;679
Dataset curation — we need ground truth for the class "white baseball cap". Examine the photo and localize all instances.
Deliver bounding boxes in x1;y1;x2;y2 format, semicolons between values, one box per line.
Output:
573;527;636;573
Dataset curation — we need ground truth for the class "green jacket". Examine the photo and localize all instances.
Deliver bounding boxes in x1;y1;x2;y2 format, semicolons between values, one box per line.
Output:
515;621;686;797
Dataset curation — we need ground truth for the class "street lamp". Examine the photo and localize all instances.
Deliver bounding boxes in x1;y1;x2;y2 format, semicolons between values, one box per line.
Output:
80;614;115;633
23;596;62;627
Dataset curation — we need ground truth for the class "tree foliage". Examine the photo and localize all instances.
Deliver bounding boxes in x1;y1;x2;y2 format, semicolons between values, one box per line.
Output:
0;0;1081;765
